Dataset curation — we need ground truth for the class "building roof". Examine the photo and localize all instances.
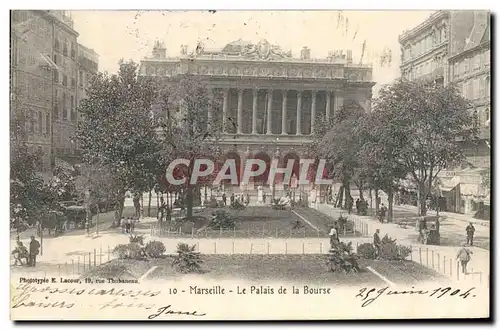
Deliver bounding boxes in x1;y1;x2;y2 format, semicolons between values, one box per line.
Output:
463;11;490;52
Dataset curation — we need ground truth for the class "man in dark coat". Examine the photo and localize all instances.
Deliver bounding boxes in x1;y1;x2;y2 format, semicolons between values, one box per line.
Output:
373;229;381;257
466;222;475;246
29;236;40;267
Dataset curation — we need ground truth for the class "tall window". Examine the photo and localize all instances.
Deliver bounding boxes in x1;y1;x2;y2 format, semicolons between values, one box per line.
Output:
38;111;43;135
46;113;50;134
62;92;67;120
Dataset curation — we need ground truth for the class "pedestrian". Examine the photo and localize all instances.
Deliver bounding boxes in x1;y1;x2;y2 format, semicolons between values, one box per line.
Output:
131;218;135;233
329;226;339;248
36;220;41;237
355;198;360;214
126;218;131;234
263;192;267;204
230;193;235;204
378;204;387;223
121;218;126;233
28;236;40;267
246;193;251;205
456;243;473;274
466;222;475;246
85;221;90;235
222;193;227;206
373;229;381;257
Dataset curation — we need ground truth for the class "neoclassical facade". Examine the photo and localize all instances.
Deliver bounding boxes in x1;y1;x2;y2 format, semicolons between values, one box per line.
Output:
140;39;375;190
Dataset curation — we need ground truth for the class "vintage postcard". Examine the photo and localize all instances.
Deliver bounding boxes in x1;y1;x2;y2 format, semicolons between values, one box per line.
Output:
10;9;491;320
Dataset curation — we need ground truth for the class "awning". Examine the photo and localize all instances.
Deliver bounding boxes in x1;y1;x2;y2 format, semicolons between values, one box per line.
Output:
460;183;480;196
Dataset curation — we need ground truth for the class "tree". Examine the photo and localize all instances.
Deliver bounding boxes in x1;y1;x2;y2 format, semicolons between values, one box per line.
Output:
76;60;161;225
156;74;223;218
356;110;408;222
310;100;365;209
374;79;477;215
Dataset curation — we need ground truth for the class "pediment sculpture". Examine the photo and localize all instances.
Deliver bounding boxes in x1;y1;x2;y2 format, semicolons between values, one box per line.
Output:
240;39;292;60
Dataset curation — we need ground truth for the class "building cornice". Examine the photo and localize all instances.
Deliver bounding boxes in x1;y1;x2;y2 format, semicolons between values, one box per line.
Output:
400;41;448;68
448;40;490;62
398;10;448;43
40;11;79;37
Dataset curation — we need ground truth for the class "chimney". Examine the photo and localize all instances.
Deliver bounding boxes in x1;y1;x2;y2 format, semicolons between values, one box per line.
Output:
346;50;353;64
152;40;166;59
301;46;311;60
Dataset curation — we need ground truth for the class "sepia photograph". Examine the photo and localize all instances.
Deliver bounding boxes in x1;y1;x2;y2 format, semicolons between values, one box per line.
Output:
9;8;491;320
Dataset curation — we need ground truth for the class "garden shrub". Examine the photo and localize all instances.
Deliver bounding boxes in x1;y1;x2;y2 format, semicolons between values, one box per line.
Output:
208;210;236;229
144;241;166;258
172;243;203;273
378;234;412;261
229;199;246;210
129;234;145;245
325;241;359;273
113;244;130;259
357;243;376;259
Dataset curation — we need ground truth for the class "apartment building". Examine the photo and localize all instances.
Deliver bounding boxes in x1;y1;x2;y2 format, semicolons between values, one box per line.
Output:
398;10;491;216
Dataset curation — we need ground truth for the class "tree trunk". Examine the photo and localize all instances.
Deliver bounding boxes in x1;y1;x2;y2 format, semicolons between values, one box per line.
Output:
186;185;193;218
375;189;380;216
359;186;364;201
387;187;394;223
336;185;344;208
156;193;160;219
147;190;152;217
343;182;351;209
369;188;373;210
418;180;427;216
115;192;126;226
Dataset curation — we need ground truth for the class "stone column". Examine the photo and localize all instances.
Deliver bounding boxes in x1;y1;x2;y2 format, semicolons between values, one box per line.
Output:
334;91;344;116
222;88;229;133
266;89;273;135
281;89;288;135
207;88;213;130
252;88;258;134
310;90;317;134
296;90;302;135
325;90;331;122
237;89;243;134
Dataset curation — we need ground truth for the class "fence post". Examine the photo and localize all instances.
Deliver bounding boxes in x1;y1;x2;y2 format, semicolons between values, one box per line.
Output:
83;255;86;271
99;246;102;265
220;227;222;237
320;242;323;254
267;243;270;254
78;256;80;274
233;227;236;239
285;242;288;254
250;243;253;255
450;259;453;277
72;259;75;275
302;242;305;255
262;224;265;238
232;241;235;255
65;262;68;275
94;249;97;267
192;227;194;238
88;252;91;269
431;250;434;269
426;248;429;266
437;253;440;272
214;242;217;254
419;247;422;264
456;261;460;280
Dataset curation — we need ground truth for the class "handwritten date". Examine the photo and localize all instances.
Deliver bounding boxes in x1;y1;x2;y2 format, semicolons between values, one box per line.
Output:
356;286;476;307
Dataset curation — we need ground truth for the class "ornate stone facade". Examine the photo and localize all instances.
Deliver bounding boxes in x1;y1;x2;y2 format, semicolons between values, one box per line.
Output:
140;39;375;189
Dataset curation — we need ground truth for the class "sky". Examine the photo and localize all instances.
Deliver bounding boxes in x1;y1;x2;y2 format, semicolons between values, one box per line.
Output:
70;10;435;94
